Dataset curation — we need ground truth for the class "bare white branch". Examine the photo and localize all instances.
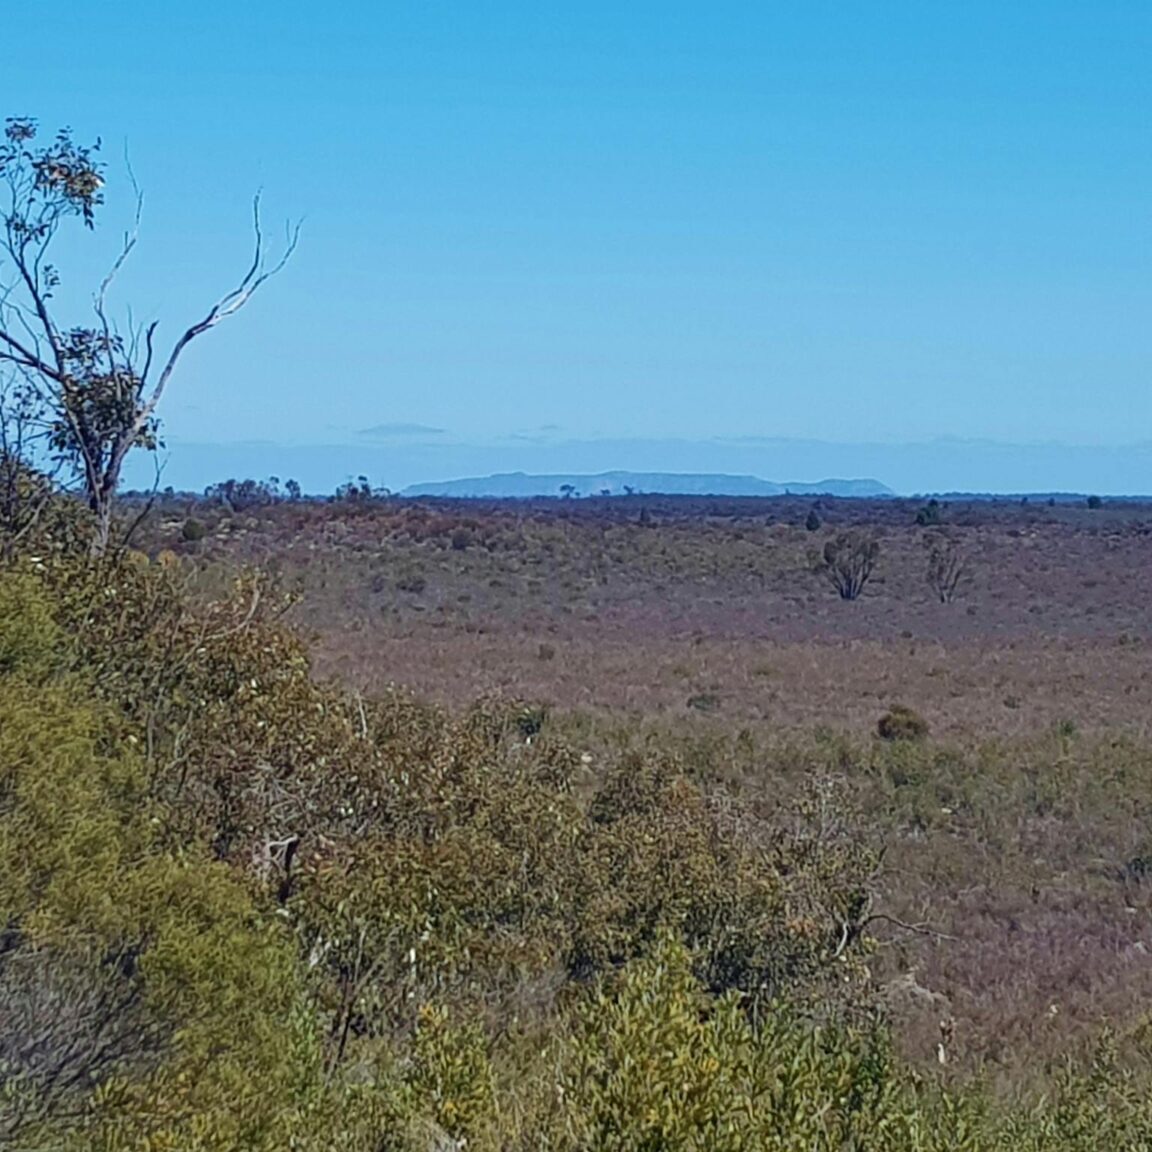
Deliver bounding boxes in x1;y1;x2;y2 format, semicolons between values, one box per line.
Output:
138;195;299;436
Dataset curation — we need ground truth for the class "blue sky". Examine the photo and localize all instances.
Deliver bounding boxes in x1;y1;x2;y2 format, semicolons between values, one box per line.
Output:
5;2;1151;492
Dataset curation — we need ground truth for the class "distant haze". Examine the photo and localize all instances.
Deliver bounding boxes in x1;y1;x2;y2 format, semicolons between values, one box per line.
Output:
123;435;1152;498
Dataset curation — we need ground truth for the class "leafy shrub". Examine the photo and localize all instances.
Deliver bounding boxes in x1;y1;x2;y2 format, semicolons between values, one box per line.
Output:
0;661;311;1149
0;567;62;678
571;759;877;1016
877;704;930;742
0;455;57;553
563;937;961;1152
181;515;207;542
404;1003;495;1143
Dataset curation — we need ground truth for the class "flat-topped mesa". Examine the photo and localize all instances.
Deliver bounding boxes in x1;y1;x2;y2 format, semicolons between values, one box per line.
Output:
401;471;895;499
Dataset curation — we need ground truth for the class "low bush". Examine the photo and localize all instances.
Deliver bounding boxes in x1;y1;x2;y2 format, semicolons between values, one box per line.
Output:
878;704;931;742
916;498;944;527
181;515;207;542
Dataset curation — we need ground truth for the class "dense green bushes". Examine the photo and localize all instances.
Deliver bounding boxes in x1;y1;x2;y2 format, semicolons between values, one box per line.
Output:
0;642;310;1148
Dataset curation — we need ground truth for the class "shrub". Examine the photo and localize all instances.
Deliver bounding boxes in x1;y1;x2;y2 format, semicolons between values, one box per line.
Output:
819;531;880;600
916;498;943;526
181;516;207;542
0;567;62;678
404;1003;495;1143
563;937;944;1152
805;508;822;532
396;571;427;594
570;760;877;1013
925;531;968;603
686;691;722;713
877;704;930;742
0;661;310;1149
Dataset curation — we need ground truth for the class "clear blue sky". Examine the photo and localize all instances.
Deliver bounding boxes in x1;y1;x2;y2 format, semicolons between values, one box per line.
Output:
5;2;1151;491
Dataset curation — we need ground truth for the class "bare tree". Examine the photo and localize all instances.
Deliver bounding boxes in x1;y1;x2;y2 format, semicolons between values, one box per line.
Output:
924;531;968;604
0;117;297;553
819;531;880;601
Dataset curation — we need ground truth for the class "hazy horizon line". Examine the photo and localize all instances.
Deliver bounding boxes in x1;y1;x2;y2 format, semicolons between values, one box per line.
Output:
114;432;1152;499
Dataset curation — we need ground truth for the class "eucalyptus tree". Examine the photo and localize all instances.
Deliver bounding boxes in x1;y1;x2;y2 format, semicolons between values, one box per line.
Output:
0;116;296;552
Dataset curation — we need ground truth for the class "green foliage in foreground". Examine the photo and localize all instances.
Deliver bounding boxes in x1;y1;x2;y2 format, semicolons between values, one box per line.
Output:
3;538;1152;1149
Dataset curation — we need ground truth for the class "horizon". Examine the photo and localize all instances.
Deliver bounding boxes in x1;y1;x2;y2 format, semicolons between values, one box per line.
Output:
123;432;1152;499
7;2;1151;487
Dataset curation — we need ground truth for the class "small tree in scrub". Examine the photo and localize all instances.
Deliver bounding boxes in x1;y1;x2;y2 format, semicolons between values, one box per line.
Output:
915;497;943;526
818;531;880;600
925;531;968;603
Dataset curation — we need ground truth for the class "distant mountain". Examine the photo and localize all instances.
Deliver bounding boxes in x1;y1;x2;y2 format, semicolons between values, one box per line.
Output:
401;471;894;499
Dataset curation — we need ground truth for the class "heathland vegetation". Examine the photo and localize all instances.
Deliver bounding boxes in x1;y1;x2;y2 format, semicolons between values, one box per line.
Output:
8;485;1152;1149
7;116;1152;1148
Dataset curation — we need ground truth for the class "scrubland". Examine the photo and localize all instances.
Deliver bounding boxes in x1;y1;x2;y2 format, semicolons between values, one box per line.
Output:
7;490;1152;1148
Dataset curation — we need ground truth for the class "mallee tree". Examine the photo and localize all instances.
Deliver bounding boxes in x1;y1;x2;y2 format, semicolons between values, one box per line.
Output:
0;116;296;552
